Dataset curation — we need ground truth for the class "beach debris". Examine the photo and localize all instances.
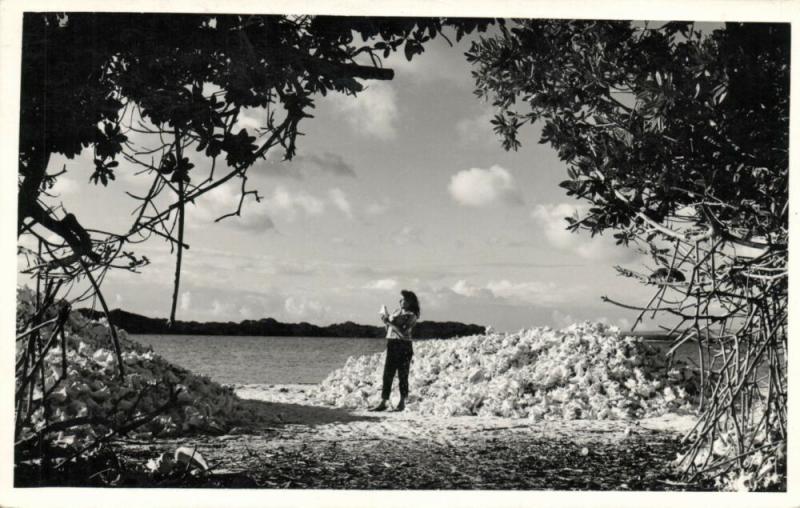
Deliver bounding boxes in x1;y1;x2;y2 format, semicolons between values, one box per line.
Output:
204;430;685;490
673;430;785;491
580;447;589;456
310;322;698;420
145;452;175;474
175;446;209;471
143;447;209;478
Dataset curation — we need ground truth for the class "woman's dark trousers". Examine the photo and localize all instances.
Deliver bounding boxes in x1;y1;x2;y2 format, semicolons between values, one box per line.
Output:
382;340;413;400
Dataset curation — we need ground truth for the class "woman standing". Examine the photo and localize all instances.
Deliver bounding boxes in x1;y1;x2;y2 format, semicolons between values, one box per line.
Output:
371;290;420;412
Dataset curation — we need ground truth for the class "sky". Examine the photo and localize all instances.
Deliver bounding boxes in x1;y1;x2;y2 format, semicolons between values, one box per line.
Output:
18;26;666;332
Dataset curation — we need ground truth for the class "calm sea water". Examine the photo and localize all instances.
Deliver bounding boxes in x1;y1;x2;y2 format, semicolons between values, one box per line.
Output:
133;335;387;384
132;334;700;385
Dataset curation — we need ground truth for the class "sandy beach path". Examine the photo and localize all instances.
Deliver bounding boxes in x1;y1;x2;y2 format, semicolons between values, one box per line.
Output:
115;384;701;490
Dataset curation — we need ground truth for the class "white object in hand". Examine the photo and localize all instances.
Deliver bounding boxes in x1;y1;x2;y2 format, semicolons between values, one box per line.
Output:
380;305;388;317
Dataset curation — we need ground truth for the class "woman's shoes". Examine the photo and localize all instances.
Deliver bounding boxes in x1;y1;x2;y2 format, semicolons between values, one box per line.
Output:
369;401;388;412
369;400;406;412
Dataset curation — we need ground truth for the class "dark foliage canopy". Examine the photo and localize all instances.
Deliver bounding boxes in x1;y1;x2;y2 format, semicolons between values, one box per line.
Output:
467;21;789;249
18;13;491;254
466;20;789;488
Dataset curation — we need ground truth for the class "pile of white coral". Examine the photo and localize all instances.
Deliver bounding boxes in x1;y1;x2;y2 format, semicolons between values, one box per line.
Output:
16;288;263;449
311;322;698;420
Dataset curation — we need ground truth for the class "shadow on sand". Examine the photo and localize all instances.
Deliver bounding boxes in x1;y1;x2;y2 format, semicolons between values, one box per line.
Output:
234;397;380;428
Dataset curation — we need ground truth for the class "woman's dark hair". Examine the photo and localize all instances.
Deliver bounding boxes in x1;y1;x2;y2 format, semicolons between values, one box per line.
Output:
401;290;420;317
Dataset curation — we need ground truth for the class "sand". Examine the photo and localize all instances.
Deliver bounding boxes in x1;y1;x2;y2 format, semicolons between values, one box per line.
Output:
233;383;697;435
111;384;701;490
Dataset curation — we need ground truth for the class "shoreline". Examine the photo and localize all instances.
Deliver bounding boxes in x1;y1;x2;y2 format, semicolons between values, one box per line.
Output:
80;307;485;340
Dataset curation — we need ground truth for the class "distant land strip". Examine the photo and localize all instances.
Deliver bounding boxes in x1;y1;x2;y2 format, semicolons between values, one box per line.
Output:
77;308;486;339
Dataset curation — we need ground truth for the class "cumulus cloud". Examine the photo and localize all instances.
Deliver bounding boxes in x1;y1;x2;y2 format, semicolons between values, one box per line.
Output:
198;184;354;224
284;296;330;321
418;281;573;330
486;279;560;305
364;278;398;291
531;203;637;262
551;312;636;332
301;152;356;177
264;186;325;220
260;152;356;180
329;82;398;140
328;188;353;218
451;279;491;298
448;165;523;207
191;184;275;232
532;202;585;248
451;278;566;306
235;108;263;132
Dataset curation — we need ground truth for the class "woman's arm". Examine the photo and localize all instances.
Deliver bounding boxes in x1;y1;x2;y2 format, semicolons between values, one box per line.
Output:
382;310;403;337
388;312;417;337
